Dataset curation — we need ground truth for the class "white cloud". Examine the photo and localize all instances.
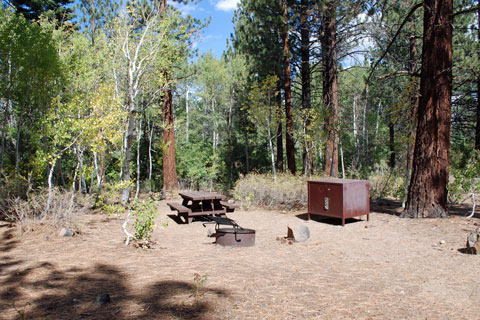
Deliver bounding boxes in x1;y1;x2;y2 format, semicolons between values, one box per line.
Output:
173;3;201;16
214;0;240;12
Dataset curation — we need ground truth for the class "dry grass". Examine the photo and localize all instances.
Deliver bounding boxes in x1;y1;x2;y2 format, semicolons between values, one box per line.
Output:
233;173;325;210
1;189;92;235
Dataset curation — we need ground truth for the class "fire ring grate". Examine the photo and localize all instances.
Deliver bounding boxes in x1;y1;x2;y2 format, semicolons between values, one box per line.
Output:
215;227;256;247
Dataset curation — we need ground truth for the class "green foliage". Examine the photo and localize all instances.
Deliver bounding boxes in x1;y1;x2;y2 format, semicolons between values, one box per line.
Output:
10;0;76;26
191;273;208;298
449;151;480;204
95;181;132;215
131;199;159;241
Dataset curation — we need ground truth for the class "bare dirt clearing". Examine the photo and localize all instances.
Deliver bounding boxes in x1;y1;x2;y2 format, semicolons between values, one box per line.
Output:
1;200;479;319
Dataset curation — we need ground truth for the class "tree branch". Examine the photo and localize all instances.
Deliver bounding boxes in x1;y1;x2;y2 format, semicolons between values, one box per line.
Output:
366;1;424;84
453;6;479;17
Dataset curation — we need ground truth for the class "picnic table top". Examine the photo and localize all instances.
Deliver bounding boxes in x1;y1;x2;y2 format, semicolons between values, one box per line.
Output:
179;191;226;201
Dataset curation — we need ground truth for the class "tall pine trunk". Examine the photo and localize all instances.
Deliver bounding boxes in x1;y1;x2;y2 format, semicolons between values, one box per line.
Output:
404;0;452;218
282;0;296;175
403;24;419;207
321;1;339;177
300;0;313;175
162;85;178;193
476;8;480;151
388;120;395;169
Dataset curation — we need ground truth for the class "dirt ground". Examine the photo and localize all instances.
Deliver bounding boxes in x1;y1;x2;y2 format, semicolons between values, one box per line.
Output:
1;198;480;320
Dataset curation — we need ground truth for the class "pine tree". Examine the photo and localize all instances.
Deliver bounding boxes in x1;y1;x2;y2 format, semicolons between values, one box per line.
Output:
9;0;75;25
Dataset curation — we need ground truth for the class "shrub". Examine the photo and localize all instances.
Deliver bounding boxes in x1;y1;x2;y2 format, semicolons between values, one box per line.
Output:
131;199;158;240
94;181;129;216
0;188;92;234
367;160;405;200
233;173;325;210
449;151;480;204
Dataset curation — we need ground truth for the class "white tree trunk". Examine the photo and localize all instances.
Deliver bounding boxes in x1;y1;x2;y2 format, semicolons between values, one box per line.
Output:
148;119;154;195
266;113;277;182
94;151;101;188
135;117;143;199
43;161;56;217
186;85;190;142
340;141;345;178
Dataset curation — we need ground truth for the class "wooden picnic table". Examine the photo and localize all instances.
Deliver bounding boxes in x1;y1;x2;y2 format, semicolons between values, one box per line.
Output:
167;191;237;224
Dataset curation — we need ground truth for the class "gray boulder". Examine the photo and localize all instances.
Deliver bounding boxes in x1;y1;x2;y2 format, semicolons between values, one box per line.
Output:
59;227;74;237
466;227;480;254
287;224;310;242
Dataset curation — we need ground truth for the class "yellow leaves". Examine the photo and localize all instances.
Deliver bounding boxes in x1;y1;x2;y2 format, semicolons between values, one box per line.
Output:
246;75;279;125
82;84;127;153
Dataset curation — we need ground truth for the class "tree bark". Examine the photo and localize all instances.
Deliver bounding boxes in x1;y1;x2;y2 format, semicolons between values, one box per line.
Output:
301;0;313;175
43;160;56;217
403;24;419;207
1;58;12;172
266;105;277;182
389;120;395;169
476;7;480;151
186;85;190;143
162;85;178;192
244;125;250;174
121;97;136;202
321;1;339;177
282;0;296;175
14;117;21;174
276;90;284;172
135;117;143;199
404;0;452;218
148;119;154;195
227;93;234;187
90;0;96;46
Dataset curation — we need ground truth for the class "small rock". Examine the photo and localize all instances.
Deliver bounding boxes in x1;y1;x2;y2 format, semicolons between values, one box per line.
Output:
439;240;445;245
287;224;310;242
207;228;216;237
466;229;480;254
96;293;111;306
59;227;73;237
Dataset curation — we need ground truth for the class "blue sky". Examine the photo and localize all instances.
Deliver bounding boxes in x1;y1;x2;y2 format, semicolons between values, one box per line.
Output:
174;0;239;58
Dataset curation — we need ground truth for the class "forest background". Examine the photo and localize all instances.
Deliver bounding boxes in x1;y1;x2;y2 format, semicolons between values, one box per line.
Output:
0;0;479;226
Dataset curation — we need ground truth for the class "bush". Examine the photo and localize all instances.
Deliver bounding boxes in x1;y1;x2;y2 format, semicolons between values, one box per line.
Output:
131;199;158;240
94;181;130;216
0;188;92;234
233;173;325;210
368;160;405;200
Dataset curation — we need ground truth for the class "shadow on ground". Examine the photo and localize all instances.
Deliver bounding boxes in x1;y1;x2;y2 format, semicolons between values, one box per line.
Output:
370;198;402;216
0;256;228;319
295;213;364;226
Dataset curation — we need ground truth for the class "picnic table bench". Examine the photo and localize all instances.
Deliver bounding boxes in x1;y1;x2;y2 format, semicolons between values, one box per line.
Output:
167;191;237;224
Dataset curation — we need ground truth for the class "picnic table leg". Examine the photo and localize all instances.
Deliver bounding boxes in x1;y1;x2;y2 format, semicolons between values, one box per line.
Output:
180;213;193;224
